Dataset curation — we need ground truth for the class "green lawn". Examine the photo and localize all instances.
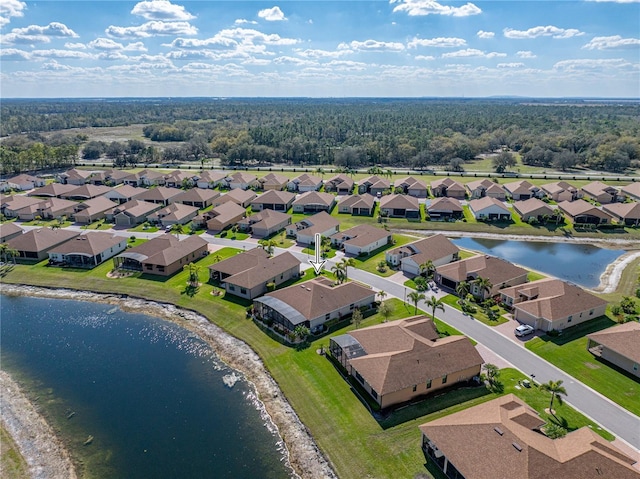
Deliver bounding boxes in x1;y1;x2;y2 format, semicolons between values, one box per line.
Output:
525;317;640;417
441;294;510;326
215;231;250;241
128;223;160;233
353;234;414;277
302;246;337;259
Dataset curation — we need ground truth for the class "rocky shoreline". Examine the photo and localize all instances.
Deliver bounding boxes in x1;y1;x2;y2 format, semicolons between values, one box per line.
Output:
0;285;337;479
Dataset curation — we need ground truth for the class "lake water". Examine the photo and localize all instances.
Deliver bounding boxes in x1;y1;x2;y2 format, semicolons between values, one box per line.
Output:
451;237;626;288
0;296;293;479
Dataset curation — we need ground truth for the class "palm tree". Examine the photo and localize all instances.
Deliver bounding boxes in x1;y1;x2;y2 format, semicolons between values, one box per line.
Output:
212;253;222;263
425;295;445;319
331;263;346;283
540;379;567;417
170;223;184;240
183;262;201;287
340;257;356;281
259;238;278;256
419;259;435;280
0;243;8;263
473;276;493;300
377;290;387;302
5;246;19;264
407;291;426;315
315;167;325;179
455;280;470;298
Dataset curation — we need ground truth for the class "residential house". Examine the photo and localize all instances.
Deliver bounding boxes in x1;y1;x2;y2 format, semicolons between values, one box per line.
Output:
379;194;420;219
291;191;336;213
0;222;23;243
587;322;640;379
338;194;376;216
196;170;228;189
28;183;78;198
430;178;466;200
164;170;198;188
287;173;323;192
103;185;146;204
253;276;376;333
209;249;301;299
468;197;511;221
147;203;199;227
435;254;529;298
503;180;540;201
121;169;165;187
34;198;77;220
427;197;463;221
358;175;390;196
500;279;608;332
324;174;354;195
251;190;296;212
330;224;392;256
61;184;112;201
113;234;208;276
204;202;246;232
394;176;428;198
386;234;460;275
47;232;127;268
419;394;640;479
6;228;80;261
621;182;640;202
602;202;640;226
57;168;92;185
581;181;620;204
135;186;184;206
88;169;130;186
259;173;289;191
237;209;291;238
106;199;162;226
72;197;118;224
541;181;579;202
512;198;554;222
213;188;257;208
7;198;47;221
465;179;506;200
174;188;220;209
330;316;482;408
1;195;44;218
225;172;259;190
558;199;614;225
286;211;340;245
7;174;45;191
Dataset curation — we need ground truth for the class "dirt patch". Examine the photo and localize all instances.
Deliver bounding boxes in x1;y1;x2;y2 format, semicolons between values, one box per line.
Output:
584;363;601;370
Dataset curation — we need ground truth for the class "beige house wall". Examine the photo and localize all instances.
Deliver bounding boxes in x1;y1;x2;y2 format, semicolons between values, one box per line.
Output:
141;244;207;277
224;264;300;300
515;303;607;332
598;348;640;379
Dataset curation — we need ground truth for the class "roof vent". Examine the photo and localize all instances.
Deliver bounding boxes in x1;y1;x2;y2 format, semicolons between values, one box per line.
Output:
494;427;504;436
512;442;522;452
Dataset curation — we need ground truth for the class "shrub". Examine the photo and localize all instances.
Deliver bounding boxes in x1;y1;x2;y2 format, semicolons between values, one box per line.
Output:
266;282;276;292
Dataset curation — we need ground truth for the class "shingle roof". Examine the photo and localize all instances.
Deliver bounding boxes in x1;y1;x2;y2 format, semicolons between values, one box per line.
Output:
0;222;23;240
379;194;420;210
7;227;80;253
581;181;618;197
222;252;301;289
293;211;339;236
227;172;257;184
587;322;640;364
149;203;199;222
136;186;184;202
513;198;554;217
621;182;640;199
468;196;510;213
541;181;577;195
419;394;640;479
504;180;536;195
290;173;322;186
436;254;528;285
217;188;257;205
252;189;296;206
330;224;390;248
174;188;220;203
339;194;376;210
107;185;147;199
261;277;374;321
239;209;291;230
209;248;270;276
326;174;354;189
110;199;160;218
48;232;124;256
428;197;463;213
259;173;289;187
345;316;482;395
28;183;78;197
125;234;207;266
394;176;427;190
558;200;613;221
292;191;336;207
63;184;111;199
389;234;459;264
2;195;44;211
602;202;640;220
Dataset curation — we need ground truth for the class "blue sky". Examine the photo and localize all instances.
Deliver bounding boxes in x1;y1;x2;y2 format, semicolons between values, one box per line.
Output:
1;0;638;98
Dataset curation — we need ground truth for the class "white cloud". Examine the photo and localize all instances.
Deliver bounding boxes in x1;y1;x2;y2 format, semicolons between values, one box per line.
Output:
553;58;633;71
3;22;79;44
295;48;352;58
65;42;87;50
497;63;525;68
273;56;316;66
0;47;30;61
391;0;481;17
477;30;495;39
517;50;537;58
338;39;405;52
131;0;195;21
504;26;584;39
442;48;506;58
258;6;287;21
582;35;640;50
106;21;197;38
415;55;435;60
31;49;95;60
0;0;26;28
166;28;298;53
235;19;258;25
408;37;467;48
88;38;148;52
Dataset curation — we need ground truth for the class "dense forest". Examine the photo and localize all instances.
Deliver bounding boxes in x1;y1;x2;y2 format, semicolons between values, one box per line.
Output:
1;98;639;175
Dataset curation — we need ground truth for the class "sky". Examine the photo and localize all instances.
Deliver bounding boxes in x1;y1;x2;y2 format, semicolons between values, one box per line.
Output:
1;0;639;98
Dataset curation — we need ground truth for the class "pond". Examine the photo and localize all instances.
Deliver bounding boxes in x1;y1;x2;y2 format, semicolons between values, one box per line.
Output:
0;295;293;479
451;237;626;288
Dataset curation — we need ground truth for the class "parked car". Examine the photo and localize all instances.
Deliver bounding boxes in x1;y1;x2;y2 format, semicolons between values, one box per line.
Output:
514;324;535;337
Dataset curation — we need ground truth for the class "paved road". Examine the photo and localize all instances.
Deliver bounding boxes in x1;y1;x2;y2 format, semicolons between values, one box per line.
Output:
36;226;640;450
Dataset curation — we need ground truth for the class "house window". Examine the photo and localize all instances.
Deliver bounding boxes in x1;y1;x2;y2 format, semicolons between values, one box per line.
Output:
442;375;447;384
349;303;355;310
145;264;153;270
240;288;247;295
355;372;364;384
426;380;432;389
229;285;235;291
568;315;573;323
371;389;378;399
325;313;330;320
412;385;417;392
634;364;638;371
590;309;594;316
157;266;164;272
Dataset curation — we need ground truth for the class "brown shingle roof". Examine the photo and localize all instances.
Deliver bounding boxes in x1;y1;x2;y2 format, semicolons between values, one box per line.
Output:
28;183;78;197
587;322;640;364
209;248;269;276
389;234;459;264
136;186;184;202
125;234;207;266
513;198;554;217
63;184;111;199
558;200;613;221
48;232;124;256
251;189;296;206
0;222;23;240
468;196;510;213
223;252;301;289
292;191;336;207
428;197;463;213
259;172;289;187
148;203;199;222
239;209;291;230
346;316;482;395
394;176;427;190
110;199;160;217
216;188;257;205
330;224;390;248
174;188;220;203
339;194;375;210
436;254;528;285
263;277;374;321
7;228;80;253
419;394;640;479
602;202;640;220
379;194;419;210
293;211;339;237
